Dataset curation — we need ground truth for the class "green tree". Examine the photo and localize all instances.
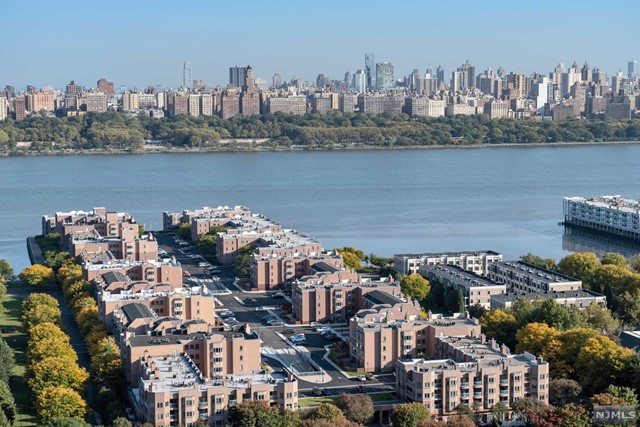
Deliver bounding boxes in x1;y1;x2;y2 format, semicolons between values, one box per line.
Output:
558;252;601;288
176;223;192;241
335;393;374;424
0;380;16;424
548;379;581;406
19;264;55;287
195;234;218;259
308;403;343;420
0;340;14;384
520;253;557;271
490;402;508;426
601;252;629;269
0;261;13;280
42;417;91;427
391;402;430;427
111;417;133;427
228;400;282;427
43;250;71;270
400;274;430;301
234;245;255;278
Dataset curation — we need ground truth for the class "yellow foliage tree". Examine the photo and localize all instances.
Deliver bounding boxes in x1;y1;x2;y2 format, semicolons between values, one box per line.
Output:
19;264;55;287
27;337;77;366
515;323;558;355
74;306;99;336
21;293;58;314
22;304;62;331
28;356;88;394
479;310;518;349
35;386;87;420
576;336;635;391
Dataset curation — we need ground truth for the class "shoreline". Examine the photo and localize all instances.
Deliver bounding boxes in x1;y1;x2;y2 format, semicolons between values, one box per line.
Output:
2;139;640;157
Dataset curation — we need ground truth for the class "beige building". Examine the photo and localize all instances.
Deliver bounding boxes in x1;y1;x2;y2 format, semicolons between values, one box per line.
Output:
446;103;476;116
488;261;582;293
123;92;140;111
397;334;549;422
267;95;307;115
405;97;446;117
490;289;607;310
84;258;183;287
394;251;503;276
484;100;510;119
350;307;482;372
291;270;401;324
421;264;507;309
132;352;298;427
0;97;7;121
85;92;108;113
188;94;201;117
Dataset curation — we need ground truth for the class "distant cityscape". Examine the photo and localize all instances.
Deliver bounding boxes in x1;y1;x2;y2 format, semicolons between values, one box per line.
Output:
1;55;640;123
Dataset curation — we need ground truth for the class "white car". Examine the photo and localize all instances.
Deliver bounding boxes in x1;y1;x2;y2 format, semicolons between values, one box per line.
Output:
255;306;267;312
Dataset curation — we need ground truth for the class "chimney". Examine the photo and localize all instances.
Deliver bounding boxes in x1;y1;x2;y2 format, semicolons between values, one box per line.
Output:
427;310;433;320
489;338;498;349
244;323;251;335
500;344;510;355
480;333;486;344
537;355;544;364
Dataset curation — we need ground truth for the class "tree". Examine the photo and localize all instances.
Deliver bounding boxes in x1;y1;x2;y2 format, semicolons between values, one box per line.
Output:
29;356;89;394
43;250;71;270
579;302;618;334
111;418;133;427
21;293;59;314
42;417;91;427
338;251;362;270
520;253;557;271
479;309;518;349
535;299;573;330
400;274;431;301
22;304;62;330
601;252;629;269
234;245;255;278
0;380;16;424
90;337;123;389
511;397;548;426
19;264;55;287
467;303;486;320
444;288;465;313
391;402;430;427
558;252;600;288
490;403;508;426
335;393;374;424
548;379;581;406
575;335;634;391
368;253;392;268
629;254;640;272
616;289;640;326
515;322;558;355
194;234;217;259
301;418;360;427
308;403;343;420
27;338;77;366
228;400;282;427
0;340;14;385
35;386;87;420
0;261;13;280
177;223;191;241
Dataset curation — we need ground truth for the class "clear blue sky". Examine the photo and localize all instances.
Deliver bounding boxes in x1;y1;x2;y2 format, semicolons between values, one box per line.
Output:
1;0;638;90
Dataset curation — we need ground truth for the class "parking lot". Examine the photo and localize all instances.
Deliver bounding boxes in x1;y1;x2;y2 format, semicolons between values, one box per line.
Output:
155;231;397;392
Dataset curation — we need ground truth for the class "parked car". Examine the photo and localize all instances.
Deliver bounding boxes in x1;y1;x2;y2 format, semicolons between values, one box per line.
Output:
365;373;375;381
312;387;323;396
356;385;366;393
255;306;267;312
182;271;191;277
283;328;295;334
272;292;286;299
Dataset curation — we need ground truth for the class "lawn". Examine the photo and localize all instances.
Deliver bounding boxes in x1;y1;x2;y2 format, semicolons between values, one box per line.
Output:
0;294;39;426
298;396;336;408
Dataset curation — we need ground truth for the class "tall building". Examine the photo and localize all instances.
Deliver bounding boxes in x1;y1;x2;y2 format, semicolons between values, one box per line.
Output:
187;94;201;116
122;92;140;111
365;53;375;92
229;66;248;89
353;70;366;93
532;77;549;113
183;61;192;89
14;95;27;121
457;60;476;90
240;66;260;116
628;60;637;79
97;78;115;96
436;66;445;88
221;88;240;119
0;97;7;121
376;62;394;91
272;73;281;89
65;80;82;97
85;93;108;113
344;71;352;89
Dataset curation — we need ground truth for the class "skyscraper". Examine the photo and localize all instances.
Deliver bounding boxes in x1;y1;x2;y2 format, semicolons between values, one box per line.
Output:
353;70;366;93
344;71;352;89
365;53;375;92
183;62;192;89
272;73;281;89
436;66;445;88
628;61;637;79
230;66;248;89
376;62;394;91
97;78;115;96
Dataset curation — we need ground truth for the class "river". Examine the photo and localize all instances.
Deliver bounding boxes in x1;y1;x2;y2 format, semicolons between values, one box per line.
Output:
2;144;640;272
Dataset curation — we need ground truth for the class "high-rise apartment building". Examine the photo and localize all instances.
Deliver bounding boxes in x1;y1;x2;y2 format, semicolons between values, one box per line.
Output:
65;80;82;97
376;61;394;91
221;88;240;119
229;66;248;89
183;61;192;89
436;66;445;88
272;73;281;89
97;78;115;96
14;95;27;121
628;60;637;79
0;97;7;121
85;93;108;113
365;53;375;92
353;70;366;93
122;92;140;111
187;94;201;116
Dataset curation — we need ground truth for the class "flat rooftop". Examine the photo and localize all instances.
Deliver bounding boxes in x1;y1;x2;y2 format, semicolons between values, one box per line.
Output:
494;261;580;283
395;250;502;258
565;196;640;214
423;265;505;289
491;289;605;303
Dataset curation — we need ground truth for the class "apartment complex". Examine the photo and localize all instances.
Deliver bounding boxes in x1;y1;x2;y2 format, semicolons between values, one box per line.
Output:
394;251;503;276
564;195;640;240
421;264;507;309
490;289;607;309
396;335;549;423
350;305;481;372
488;261;582;293
133;353;298;427
291;270;402;324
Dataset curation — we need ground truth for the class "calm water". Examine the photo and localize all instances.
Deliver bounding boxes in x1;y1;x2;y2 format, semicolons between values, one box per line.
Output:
2;145;640;272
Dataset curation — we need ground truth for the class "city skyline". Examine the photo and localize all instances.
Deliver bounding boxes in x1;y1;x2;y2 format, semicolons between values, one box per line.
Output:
1;0;639;89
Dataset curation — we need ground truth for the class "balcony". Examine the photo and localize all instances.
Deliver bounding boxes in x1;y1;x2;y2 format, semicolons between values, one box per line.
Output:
474;381;482;386
461;382;469;388
199;413;209;420
500;379;508;385
474;392;482;397
198;401;208;408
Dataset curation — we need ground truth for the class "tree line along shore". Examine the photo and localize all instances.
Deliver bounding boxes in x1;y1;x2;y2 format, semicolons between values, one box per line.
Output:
2;111;640;155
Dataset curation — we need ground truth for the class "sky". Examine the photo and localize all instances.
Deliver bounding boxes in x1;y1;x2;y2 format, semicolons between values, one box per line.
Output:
1;0;639;90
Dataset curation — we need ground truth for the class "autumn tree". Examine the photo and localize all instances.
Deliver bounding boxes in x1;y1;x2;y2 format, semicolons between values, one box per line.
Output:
307;403;344;420
391;402;430;427
29;356;89;394
335;393;374;424
22;304;62;331
35;386;87;421
21;293;59;314
19;264;55;287
558;252;600;288
227;400;283;427
400;274;430;301
515;322;558;355
601;252;629;269
520;253;557;271
575;335;634;391
479;309;518;349
579;302;619;334
90;337;123;389
336;247;365;270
